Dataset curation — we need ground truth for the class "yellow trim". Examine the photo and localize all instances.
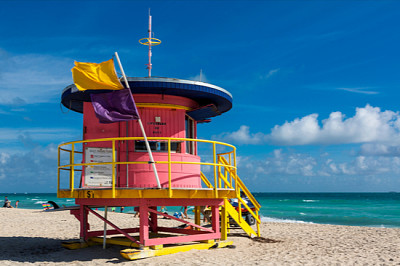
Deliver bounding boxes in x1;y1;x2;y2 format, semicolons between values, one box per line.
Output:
225;200;257;237
221;199;228;240
120;241;233;260
200;172;212;188
238;196;261;224
136;103;192;111
58;188;235;199
194;206;201;227
256;210;261;237
61;241;92;250
70;144;74;198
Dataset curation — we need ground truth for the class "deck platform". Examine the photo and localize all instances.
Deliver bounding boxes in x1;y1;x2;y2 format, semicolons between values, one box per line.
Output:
58;187;237;199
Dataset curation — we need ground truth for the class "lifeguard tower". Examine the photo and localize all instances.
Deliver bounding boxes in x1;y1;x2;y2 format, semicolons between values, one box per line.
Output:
57;15;261;260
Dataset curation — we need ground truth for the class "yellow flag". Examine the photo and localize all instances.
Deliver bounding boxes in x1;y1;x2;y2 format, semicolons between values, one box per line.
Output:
71;58;124;91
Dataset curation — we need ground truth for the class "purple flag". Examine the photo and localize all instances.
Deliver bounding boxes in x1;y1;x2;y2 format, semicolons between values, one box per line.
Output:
90;88;139;123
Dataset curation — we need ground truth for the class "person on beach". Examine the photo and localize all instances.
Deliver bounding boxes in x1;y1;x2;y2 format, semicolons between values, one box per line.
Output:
15;200;19;208
160;206;167;214
47;201;60;209
3;201;13;208
173;211;183;219
200;206;210;223
181;206;189;219
3;196;8;207
133;206;140;217
159;206;171;219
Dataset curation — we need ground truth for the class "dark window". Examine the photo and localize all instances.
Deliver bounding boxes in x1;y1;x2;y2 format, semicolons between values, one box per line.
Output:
134;141;181;153
185;115;195;154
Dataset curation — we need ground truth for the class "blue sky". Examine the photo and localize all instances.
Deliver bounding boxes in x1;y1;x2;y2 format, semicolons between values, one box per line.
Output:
1;0;400;193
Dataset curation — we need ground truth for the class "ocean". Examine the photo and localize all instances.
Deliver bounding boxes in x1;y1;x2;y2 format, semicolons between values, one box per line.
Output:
1;192;399;228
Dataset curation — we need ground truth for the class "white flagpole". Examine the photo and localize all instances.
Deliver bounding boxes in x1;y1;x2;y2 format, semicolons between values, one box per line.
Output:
114;52;161;189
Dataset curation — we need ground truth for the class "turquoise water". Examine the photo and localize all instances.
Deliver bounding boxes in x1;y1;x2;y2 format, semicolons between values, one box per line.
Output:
2;193;399;228
254;193;400;228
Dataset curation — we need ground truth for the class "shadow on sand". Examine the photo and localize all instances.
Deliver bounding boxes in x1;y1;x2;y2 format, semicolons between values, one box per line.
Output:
0;236;126;263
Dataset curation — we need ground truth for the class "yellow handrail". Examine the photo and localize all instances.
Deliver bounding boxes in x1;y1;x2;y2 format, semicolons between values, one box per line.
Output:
70;143;74;198
200;172;213;188
58;137;237;194
60;137;236;149
219;156;261;210
218;155;261;233
238;197;261;224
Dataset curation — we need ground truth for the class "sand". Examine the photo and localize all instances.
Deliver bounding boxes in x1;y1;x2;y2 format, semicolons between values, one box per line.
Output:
1;208;400;265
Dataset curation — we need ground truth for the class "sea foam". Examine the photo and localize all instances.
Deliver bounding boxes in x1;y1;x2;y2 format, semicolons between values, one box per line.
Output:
261;216;314;224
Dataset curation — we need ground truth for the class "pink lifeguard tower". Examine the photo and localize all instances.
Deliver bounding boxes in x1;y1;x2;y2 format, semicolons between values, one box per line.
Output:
57;15;260;260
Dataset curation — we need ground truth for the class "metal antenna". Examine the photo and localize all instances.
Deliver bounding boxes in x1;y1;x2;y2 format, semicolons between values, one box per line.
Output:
139;9;161;77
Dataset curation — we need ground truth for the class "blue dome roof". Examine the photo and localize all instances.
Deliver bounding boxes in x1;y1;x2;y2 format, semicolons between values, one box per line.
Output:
61;77;233;120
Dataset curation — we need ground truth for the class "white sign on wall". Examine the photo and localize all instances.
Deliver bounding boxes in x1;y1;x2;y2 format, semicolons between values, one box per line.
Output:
84;147;115;187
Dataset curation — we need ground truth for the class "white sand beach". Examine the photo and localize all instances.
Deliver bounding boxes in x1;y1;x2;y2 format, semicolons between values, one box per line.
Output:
1;208;399;265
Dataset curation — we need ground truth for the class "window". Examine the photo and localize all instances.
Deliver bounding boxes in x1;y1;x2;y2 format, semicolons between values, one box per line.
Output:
185;115;195;154
134;141;181;153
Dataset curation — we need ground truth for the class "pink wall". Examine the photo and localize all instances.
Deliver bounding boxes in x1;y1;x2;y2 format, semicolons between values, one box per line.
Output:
81;93;201;188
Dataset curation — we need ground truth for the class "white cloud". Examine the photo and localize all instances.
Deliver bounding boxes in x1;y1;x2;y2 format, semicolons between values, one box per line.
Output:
215;125;265;145
0;49;73;104
260;68;280;79
337;87;379;95
0;143;58;187
188;71;209;83
359;143;400;156
268;114;321;145
216;105;400;148
0;131;83;191
238;149;400;191
0;127;80;144
243;149;317;177
269;104;400;145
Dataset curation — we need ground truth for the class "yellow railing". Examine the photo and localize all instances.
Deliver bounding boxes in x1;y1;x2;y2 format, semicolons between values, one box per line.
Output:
58;137;237;198
217;156;261;235
198;153;261;236
58;136;261;237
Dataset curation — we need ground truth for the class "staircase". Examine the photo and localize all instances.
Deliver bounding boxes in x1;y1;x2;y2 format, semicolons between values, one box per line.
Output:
201;156;261;238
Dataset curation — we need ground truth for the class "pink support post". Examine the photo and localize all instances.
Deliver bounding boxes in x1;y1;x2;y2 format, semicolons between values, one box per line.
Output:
79;205;89;241
149;206;158;233
140;205;149;245
148;208;214;232
145;233;221;246
87;228;139;238
211;205;220;235
86;207;140;244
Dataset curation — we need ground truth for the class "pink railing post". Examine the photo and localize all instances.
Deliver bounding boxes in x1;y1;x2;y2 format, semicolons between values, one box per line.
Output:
168;139;172;197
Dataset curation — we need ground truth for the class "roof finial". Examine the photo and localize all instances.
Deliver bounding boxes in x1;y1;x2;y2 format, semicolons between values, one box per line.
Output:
139;9;161;77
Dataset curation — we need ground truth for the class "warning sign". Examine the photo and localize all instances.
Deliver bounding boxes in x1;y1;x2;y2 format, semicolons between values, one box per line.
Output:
84;147;115;187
